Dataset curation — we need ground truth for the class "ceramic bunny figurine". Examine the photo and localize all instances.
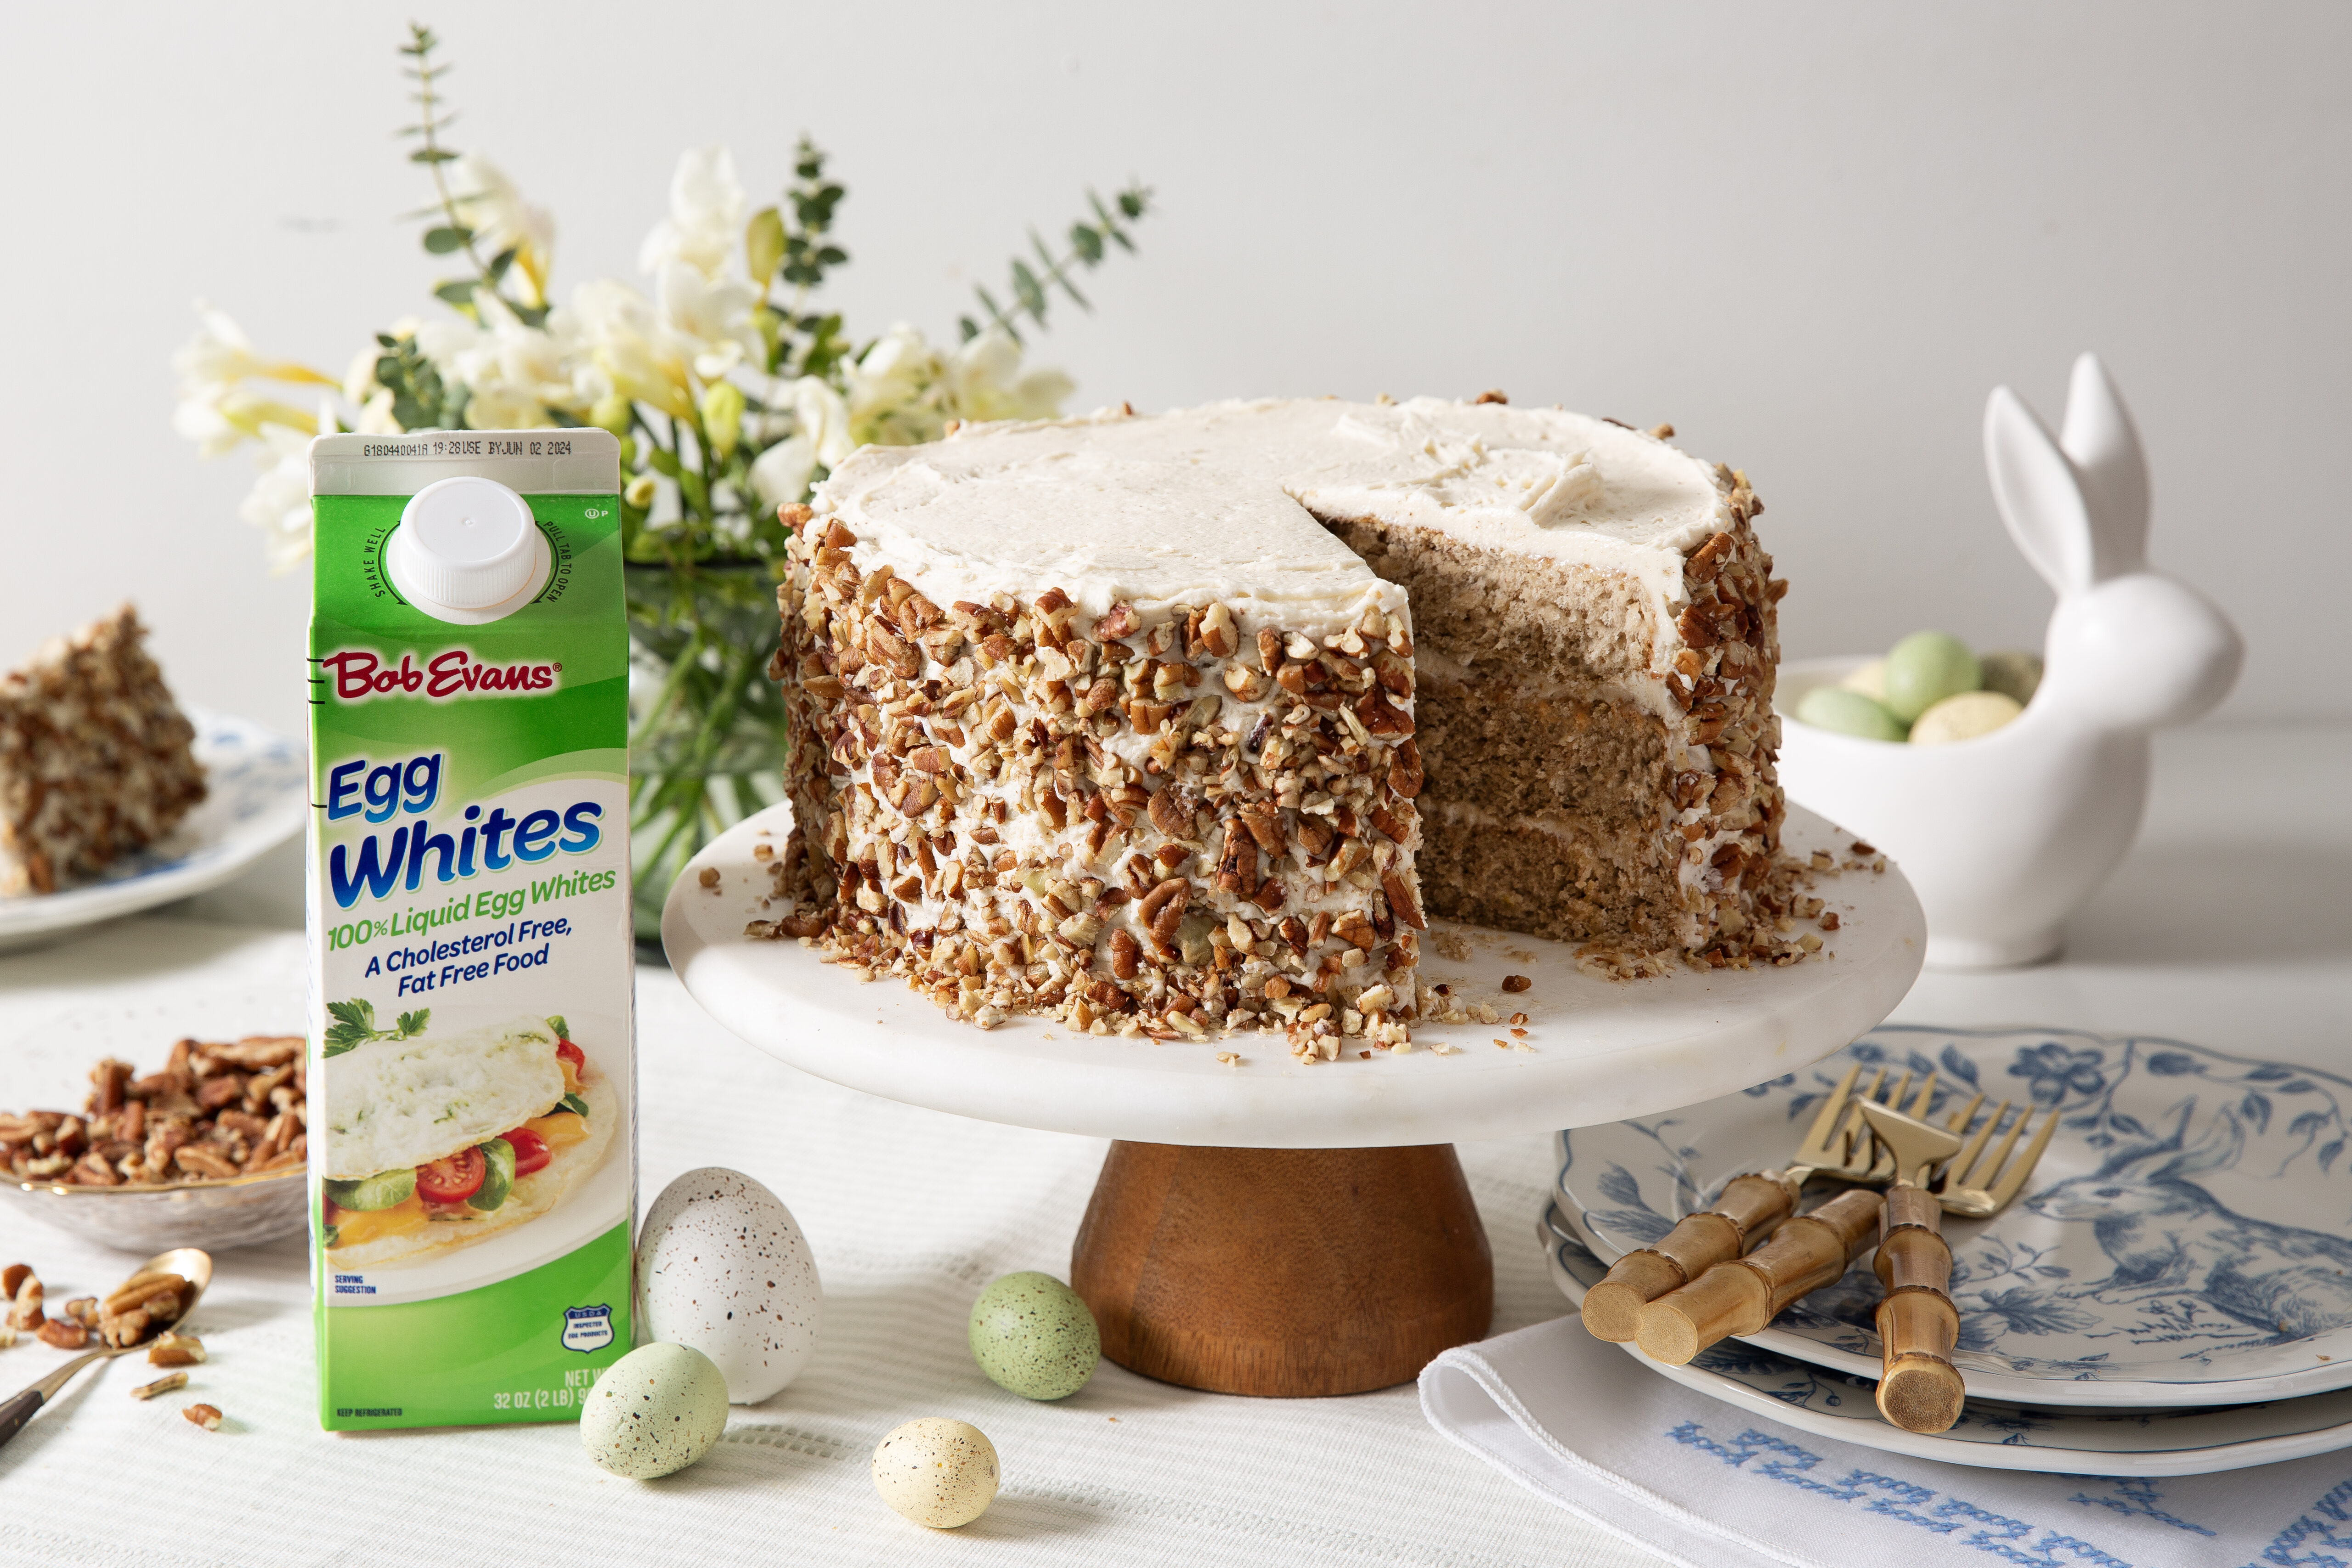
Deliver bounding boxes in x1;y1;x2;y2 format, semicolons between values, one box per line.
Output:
1775;354;2242;967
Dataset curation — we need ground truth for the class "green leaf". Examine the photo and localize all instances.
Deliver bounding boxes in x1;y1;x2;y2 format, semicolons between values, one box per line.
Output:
546;1014;570;1040
958;315;980;342
560;1093;590;1117
645;447;681;479
422;224;471;254
327;998;375;1032
433;279;477;308
1010;260;1047;318
468;1138;516;1211
746;206;786;283
1069;223;1104;265
408;146;459;165
486;246;516;283
396;1009;430;1038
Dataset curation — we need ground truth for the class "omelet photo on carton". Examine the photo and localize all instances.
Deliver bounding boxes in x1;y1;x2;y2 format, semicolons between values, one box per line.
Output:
306;431;635;1432
319;1013;618;1267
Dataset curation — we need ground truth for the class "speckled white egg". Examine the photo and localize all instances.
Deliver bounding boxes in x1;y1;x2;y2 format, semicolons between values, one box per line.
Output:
579;1342;729;1479
637;1167;821;1404
871;1417;1000;1528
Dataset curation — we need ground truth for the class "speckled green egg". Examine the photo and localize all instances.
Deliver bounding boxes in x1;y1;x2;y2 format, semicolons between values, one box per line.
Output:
872;1417;1000;1528
1796;685;1906;742
1883;631;1982;723
967;1271;1099;1400
580;1342;729;1479
1979;649;2044;707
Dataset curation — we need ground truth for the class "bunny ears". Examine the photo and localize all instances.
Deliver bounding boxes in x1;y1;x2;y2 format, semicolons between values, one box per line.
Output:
1984;353;2150;595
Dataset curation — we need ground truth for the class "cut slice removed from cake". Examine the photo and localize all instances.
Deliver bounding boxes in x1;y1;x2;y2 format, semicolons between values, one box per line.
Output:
0;605;207;895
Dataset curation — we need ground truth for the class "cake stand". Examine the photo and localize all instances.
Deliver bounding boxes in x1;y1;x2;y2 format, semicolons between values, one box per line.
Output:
664;801;1924;1397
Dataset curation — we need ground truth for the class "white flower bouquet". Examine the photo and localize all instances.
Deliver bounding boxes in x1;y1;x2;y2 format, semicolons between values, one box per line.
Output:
177;24;1151;942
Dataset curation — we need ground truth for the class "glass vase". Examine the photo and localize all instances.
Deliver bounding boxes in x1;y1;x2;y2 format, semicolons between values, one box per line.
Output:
624;559;788;951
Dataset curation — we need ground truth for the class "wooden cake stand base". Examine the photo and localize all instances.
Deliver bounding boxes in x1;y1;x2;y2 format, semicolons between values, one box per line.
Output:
1070;1141;1493;1397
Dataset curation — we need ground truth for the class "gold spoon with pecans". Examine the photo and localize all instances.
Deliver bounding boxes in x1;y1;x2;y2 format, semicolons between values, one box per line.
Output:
0;1247;211;1449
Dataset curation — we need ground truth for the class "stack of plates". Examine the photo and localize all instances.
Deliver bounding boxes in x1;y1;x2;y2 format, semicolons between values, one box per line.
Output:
1545;1025;2352;1476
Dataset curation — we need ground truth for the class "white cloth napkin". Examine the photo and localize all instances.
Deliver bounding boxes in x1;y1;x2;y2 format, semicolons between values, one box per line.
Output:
1422;1314;2352;1568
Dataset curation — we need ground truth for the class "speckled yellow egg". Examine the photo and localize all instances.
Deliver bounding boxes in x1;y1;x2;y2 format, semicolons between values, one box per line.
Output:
968;1271;1100;1400
1909;690;2024;745
872;1417;1000;1528
579;1342;729;1479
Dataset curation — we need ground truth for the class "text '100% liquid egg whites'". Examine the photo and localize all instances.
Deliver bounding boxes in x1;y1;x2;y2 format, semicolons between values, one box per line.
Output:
637;1167;822;1403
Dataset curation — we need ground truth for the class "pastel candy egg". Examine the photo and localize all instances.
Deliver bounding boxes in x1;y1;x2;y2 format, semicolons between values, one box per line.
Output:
580;1342;729;1478
1979;649;2044;706
1909;690;2024;745
638;1167;821;1404
1838;657;1890;702
1882;631;1981;722
968;1271;1100;1400
872;1417;1000;1528
1795;685;1906;742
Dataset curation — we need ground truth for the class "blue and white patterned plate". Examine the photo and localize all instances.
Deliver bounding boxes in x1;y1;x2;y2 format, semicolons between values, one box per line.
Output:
1540;1201;2352;1475
0;709;304;951
1559;1025;2352;1408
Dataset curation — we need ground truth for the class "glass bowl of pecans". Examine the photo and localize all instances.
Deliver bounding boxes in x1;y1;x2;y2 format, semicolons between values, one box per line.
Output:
1;1036;307;1253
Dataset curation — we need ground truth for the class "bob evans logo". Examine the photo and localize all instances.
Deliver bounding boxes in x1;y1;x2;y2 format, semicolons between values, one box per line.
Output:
322;648;559;702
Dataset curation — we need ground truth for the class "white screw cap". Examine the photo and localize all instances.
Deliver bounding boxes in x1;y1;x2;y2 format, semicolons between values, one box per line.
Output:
391;476;541;610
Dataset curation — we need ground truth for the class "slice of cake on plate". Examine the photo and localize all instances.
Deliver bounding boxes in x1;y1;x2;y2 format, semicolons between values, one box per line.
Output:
759;396;1811;1055
0;606;207;895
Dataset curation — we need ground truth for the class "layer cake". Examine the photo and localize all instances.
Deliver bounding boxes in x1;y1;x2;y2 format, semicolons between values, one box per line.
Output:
760;397;1809;1056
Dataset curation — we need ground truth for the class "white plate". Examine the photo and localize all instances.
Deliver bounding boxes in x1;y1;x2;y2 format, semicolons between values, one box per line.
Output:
1559;1025;2352;1407
662;800;1925;1147
0;709;305;951
1540;1201;2352;1477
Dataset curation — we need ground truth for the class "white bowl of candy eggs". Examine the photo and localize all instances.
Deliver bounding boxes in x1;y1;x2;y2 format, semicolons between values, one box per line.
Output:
1775;355;2240;969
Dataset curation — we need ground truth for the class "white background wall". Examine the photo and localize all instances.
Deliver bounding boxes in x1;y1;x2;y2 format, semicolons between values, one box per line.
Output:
5;2;2343;737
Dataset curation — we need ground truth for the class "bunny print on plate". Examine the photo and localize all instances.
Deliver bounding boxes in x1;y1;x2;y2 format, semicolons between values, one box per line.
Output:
1776;356;2244;968
1558;1025;2352;1406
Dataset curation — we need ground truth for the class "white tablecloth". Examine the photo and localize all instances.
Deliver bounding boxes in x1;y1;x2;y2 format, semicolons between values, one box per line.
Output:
0;919;1648;1568
2;719;2341;1567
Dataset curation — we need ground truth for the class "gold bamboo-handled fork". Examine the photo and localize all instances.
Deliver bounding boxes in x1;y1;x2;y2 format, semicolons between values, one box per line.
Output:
1857;1098;1968;1433
1582;1063;1882;1342
1859;1095;2060;1434
1624;1070;1944;1364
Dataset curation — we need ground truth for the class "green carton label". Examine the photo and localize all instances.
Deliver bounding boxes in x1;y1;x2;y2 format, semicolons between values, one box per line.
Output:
306;431;634;1432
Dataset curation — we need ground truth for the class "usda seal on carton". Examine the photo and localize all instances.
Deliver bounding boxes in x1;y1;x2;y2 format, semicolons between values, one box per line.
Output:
306;431;635;1432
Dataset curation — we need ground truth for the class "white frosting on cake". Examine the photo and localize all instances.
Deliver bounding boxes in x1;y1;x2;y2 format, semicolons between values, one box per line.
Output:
813;396;1733;650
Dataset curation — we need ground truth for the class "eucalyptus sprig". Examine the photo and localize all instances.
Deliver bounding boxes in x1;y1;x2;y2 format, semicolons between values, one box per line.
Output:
962;186;1153;344
323;999;430;1058
398;23;548;327
748;139;855;386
